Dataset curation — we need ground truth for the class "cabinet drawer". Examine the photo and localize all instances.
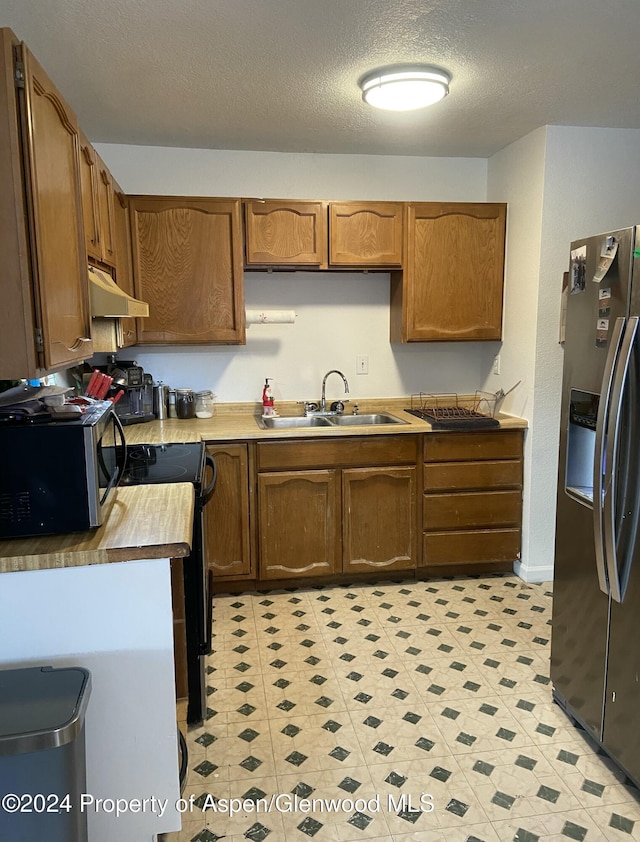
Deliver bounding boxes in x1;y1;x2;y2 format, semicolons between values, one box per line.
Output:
424;490;521;530
423;430;523;463
257;435;418;471
423;528;521;567
424;459;522;492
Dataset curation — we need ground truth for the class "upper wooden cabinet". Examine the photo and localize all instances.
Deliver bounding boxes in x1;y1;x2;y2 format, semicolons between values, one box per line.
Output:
111;181;137;347
78;133;116;268
244;201;326;265
129;196;245;344
0;29;92;378
244;200;403;269
329;201;403;266
391;202;507;342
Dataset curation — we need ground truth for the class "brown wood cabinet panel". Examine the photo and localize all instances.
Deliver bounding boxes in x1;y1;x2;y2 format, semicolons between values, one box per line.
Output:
343;466;417;572
205;443;252;579
17;41;92;371
423;528;521;567
78;130;100;261
129;196;245;344
111;184;138;347
391;202;506;342
424;430;523;463
95;158;115;266
258;470;340;579
424;490;522;531
170;558;187;700
424;459;522;492
245;201;326;265
257;435;419;472
329;202;403;266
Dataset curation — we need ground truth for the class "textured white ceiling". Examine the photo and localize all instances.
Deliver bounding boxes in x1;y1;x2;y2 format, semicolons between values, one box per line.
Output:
2;0;640;157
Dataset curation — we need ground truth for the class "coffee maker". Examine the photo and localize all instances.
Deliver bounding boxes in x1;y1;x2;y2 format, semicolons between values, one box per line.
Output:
105;358;155;425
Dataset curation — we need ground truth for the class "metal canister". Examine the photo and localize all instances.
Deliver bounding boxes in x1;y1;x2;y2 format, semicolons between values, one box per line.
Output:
175;388;196;420
153;382;168;420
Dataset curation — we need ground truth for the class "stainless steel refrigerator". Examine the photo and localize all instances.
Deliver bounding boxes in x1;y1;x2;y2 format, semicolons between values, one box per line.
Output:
552;226;640;785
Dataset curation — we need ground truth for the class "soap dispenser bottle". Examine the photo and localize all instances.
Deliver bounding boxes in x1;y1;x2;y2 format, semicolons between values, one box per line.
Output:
262;378;277;417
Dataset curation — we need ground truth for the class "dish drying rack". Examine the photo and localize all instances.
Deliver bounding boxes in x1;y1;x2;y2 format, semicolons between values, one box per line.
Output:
407;383;520;429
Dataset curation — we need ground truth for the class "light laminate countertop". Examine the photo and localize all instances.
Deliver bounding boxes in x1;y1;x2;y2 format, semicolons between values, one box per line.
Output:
0;483;194;574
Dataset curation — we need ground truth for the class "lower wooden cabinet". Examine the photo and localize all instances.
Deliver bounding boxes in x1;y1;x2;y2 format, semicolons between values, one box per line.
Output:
343;467;416;573
422;430;524;574
258;470;340;580
205;443;252;580
256;436;419;581
170;558;187;701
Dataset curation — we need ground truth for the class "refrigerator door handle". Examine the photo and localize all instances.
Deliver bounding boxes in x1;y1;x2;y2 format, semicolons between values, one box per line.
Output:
604;315;639;604
593;315;626;595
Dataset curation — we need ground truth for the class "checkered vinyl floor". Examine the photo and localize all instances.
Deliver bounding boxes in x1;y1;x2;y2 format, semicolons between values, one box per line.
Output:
161;574;640;841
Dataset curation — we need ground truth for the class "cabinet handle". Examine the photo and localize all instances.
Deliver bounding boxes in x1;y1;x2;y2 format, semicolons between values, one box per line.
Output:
52;337;92;352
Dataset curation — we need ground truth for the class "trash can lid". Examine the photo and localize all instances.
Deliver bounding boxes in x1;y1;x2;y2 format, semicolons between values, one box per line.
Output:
0;666;91;756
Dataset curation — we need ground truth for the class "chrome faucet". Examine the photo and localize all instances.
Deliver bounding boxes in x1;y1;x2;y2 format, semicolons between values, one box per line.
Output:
320;369;350;412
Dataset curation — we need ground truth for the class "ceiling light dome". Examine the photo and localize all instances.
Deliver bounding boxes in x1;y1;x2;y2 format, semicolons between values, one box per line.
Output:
359;65;451;111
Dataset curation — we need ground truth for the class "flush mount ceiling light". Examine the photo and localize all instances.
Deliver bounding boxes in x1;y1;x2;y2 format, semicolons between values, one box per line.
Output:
359;65;451;111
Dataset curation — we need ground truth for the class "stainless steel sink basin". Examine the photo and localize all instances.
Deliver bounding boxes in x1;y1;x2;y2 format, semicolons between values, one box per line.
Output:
256;415;334;429
328;412;408;426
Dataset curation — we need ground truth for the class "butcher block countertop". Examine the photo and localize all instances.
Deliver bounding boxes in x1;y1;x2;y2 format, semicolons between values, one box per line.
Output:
0;483;194;574
123;397;528;445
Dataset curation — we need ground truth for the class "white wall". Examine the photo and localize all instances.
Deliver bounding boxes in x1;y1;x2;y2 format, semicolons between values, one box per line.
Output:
487;126;548;580
95;145;490;403
489;126;640;583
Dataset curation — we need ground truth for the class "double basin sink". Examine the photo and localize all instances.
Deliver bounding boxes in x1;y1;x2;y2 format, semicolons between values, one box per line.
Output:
256;412;408;430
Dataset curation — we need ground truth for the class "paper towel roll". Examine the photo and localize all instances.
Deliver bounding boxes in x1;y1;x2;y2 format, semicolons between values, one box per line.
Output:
246;309;296;325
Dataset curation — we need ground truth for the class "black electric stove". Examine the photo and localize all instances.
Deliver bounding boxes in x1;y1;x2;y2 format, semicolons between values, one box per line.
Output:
114;441;217;725
121;443;207;488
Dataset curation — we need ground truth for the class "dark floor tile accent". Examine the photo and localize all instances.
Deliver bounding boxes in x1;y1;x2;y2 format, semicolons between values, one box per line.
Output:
397;808;422;824
430;766;452;782
373;741;394;756
348;811;373;830
236;681;254;693
276;700;296;712
513;830;539;842
292;782;314;798
194;760;218;778
496;727;516;742
517;655;534;665
347;671;363;682
480;703;498;716
329;746;351;761
492;791;515;810
373;650;389;659
484;658;500;669
314;696;334;708
428;684;446;695
473;760;495;777
382;668;399;678
192;830;224;842
240;756;263;772
322;719;342;733
406;646;421;656
273;678;290;689
581;778;605;797
442;707;461;720
446;798;469;817
609;812;636;834
562;820;588;840
456;732;477;746
515;755;537;771
517;699;535;712
416;737;435;752
297;816;323;837
309;674;327;685
305;656;320;667
535;723;556;737
339;776;362;794
499;678;517;689
285;751;308;767
557;749;579;765
536;785;560;804
195;732;216;747
364;715;382;728
243;787;267;803
450;661;467;672
391;688;409;700
386;771;407;787
238;728;260;742
269;659;287;670
416;664;432;675
281;724;301;738
463;681;481;692
403;711;422;724
354;692;372;704
234;662;252;672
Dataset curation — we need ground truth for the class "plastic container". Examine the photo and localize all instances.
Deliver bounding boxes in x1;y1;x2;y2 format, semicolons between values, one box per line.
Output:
195;390;215;418
0;665;91;841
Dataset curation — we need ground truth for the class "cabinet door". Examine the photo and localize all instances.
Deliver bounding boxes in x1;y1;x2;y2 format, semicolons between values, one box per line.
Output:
258;470;340;580
18;43;92;370
111;184;137;347
343;466;417;572
393;203;506;342
329;202;403;266
245;201;326;265
130;197;245;344
96;157;115;266
205;443;252;579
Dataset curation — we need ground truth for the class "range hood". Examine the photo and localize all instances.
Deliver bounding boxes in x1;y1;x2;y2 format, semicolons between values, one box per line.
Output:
89;266;149;318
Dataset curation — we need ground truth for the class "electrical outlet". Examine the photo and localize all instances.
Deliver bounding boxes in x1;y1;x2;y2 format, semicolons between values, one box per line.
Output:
356;355;369;375
493;354;501;376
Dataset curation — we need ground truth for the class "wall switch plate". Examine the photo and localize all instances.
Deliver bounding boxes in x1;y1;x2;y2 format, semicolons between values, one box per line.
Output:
493;354;501;375
356;355;369;375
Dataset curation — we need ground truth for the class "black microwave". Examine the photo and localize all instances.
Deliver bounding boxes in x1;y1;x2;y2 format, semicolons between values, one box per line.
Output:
0;404;127;538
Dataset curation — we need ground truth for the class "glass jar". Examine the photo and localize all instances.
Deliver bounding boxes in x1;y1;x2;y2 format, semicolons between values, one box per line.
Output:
195;390;215;418
175;388;196;419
